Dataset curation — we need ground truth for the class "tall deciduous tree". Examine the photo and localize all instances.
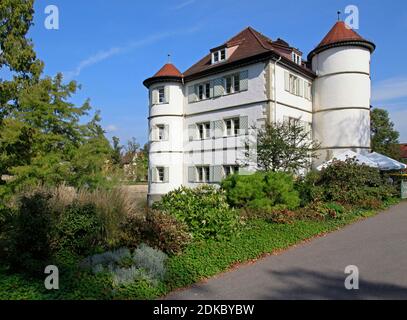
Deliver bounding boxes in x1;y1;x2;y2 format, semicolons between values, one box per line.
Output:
245;120;319;173
370;108;401;160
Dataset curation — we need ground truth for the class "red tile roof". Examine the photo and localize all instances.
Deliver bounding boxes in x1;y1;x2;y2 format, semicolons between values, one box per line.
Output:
183;27;313;79
308;21;375;60
153;63;183;77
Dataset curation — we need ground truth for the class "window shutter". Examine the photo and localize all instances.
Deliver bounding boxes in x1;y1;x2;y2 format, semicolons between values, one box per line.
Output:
213;120;224;138
284;72;290;92
213;78;224;97
188;85;197;103
164;167;169;183
304;81;308;100
188;166;196;183
188;124;197;141
152;167;157;183
298;79;304;97
240;70;249;91
210;80;214;98
152;89;158;105
211;166;223;183
164;86;170;103
239;116;249;134
164;125;169;141
283;116;289;124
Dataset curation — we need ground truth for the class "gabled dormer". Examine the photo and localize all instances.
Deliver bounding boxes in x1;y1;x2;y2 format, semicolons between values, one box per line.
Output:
210;46;227;64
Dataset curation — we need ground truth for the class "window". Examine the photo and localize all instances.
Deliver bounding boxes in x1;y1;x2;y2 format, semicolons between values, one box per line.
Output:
157;167;165;182
304;81;312;101
224;165;240;177
197;122;211;140
225;74;239;94
197;166;210;183
225;118;240;136
292;52;302;65
212;48;227;64
198;82;211;100
158;87;165;104
157;125;165;141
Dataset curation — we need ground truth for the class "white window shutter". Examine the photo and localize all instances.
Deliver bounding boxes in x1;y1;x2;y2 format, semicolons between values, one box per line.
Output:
164;86;170;103
188;85;197;103
188;124;197;141
240;70;249;91
164;125;169;141
213;78;225;97
211;166;223;183
164;167;169;183
152;167;157;183
188;166;196;183
213;120;224;138
239;116;249;134
152;89;158;105
299;79;304;97
284;71;290;92
283;116;289;124
210;80;214;98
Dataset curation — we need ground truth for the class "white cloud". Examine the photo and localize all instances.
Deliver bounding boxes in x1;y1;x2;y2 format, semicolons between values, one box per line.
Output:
106;125;118;133
174;0;196;10
63;26;201;80
372;77;407;102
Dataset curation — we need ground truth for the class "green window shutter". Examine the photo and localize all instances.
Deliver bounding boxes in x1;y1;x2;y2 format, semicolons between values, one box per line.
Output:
239;116;249;134
188;85;197;103
211;165;223;183
213;120;224;138
164;167;169;183
284;71;290;92
188;166;196;183
188;124;197;141
240;70;249;91
164;86;170;103
213;78;224;97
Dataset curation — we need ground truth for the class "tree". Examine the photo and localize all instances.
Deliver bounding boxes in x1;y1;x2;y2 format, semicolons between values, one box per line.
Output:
244;120;319;173
371;108;401;160
111;136;123;166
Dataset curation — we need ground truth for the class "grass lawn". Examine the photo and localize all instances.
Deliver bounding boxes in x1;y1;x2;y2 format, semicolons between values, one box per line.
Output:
0;199;400;300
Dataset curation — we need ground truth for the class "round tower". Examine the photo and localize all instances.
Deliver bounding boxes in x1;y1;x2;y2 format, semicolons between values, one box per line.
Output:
143;63;184;205
308;21;376;166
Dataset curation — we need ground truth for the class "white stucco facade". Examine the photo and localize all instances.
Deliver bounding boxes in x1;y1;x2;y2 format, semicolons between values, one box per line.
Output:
143;24;375;202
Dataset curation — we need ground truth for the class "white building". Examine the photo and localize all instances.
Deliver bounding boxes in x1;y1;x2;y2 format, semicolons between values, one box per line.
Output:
143;21;376;203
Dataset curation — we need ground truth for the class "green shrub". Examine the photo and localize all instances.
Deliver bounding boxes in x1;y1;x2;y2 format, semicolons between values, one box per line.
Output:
153;185;239;241
3;191;54;275
120;210;192;255
295;171;324;206
296;202;348;221
221;172;300;211
52;202;103;256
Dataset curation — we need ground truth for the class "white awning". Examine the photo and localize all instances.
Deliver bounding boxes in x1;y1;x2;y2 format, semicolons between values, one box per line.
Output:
364;152;407;171
316;150;378;171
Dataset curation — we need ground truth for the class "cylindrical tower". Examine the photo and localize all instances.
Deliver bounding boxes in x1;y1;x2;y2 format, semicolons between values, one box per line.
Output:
143;63;184;205
308;21;376;166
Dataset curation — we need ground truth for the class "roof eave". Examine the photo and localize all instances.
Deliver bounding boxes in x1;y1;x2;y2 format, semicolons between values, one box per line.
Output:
143;76;183;89
307;39;376;61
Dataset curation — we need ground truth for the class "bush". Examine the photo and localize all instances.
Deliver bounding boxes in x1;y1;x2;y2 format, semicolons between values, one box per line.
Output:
120;210;192;255
52;202;103;256
133;244;168;281
153;185;240;241
221;172;300;211
296;202;348;221
297;159;398;206
3;191;54;275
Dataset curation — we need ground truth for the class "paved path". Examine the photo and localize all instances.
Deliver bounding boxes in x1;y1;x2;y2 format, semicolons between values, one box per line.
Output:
166;202;407;300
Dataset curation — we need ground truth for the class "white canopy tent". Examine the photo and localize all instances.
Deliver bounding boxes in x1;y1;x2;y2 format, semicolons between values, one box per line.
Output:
316;150;407;171
364;152;407;171
316;150;378;171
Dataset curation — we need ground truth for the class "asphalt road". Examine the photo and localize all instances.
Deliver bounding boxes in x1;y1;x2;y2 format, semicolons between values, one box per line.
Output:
166;201;407;300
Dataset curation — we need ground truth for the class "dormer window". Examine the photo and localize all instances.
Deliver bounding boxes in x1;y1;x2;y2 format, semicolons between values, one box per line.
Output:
292;52;302;66
212;48;227;64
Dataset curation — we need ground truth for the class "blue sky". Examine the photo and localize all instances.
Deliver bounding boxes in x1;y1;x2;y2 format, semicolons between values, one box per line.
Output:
26;0;407;145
